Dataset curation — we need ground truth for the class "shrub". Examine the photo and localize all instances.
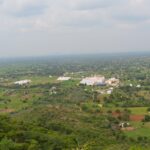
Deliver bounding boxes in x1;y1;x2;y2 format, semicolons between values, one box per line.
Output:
143;115;150;122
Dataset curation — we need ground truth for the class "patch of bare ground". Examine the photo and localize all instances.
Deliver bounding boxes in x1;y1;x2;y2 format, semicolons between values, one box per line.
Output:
0;109;15;113
121;127;135;131
130;115;144;122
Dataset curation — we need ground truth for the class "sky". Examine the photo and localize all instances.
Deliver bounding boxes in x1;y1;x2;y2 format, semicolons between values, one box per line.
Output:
0;0;150;57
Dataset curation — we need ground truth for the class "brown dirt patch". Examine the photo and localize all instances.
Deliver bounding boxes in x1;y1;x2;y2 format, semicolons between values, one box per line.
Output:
0;109;15;113
121;127;135;131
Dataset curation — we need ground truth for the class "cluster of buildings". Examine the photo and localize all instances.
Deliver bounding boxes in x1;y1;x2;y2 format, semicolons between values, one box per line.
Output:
80;76;119;87
56;75;119;93
13;74;119;96
14;75;119;87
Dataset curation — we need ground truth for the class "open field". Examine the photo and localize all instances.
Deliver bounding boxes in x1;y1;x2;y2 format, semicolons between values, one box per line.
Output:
104;107;148;115
124;122;150;138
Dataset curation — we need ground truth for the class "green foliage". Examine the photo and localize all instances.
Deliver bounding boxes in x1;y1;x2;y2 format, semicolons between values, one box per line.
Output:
0;55;150;149
143;115;150;122
81;102;101;113
147;107;150;112
0;137;15;150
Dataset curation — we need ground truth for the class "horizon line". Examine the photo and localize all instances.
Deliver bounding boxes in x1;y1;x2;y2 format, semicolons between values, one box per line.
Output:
0;51;150;60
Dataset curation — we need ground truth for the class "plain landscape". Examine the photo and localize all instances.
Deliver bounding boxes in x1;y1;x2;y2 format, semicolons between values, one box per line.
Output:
0;54;149;149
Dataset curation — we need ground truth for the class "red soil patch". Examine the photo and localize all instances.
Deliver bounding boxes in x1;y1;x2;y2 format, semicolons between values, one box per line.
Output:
130;115;144;122
112;112;144;122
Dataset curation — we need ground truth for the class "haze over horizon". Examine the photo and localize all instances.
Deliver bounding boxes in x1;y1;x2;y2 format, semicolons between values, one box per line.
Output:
1;0;150;57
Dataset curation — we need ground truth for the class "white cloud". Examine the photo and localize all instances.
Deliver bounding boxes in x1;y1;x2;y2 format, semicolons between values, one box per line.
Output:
0;0;150;31
0;0;150;56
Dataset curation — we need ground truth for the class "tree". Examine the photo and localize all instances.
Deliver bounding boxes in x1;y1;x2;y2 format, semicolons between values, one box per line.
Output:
0;137;15;150
28;140;40;150
147;107;150;112
143;115;150;122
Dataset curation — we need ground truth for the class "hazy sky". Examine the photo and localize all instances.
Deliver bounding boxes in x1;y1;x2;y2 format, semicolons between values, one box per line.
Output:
0;0;150;57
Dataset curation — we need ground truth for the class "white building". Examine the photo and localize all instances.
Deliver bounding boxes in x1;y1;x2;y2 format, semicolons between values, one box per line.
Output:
57;77;71;81
80;76;105;86
136;84;141;88
107;89;113;94
14;80;31;85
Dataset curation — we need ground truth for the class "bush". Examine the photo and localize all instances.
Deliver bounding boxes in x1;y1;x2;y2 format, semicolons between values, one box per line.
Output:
81;103;101;113
143;115;150;122
147;108;150;112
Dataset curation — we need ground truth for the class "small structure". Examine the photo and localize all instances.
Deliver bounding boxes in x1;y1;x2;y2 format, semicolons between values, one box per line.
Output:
80;76;105;86
119;122;130;128
51;86;56;90
106;87;114;94
14;80;31;85
50;87;57;95
57;77;71;81
136;84;141;88
107;89;112;95
106;78;119;86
